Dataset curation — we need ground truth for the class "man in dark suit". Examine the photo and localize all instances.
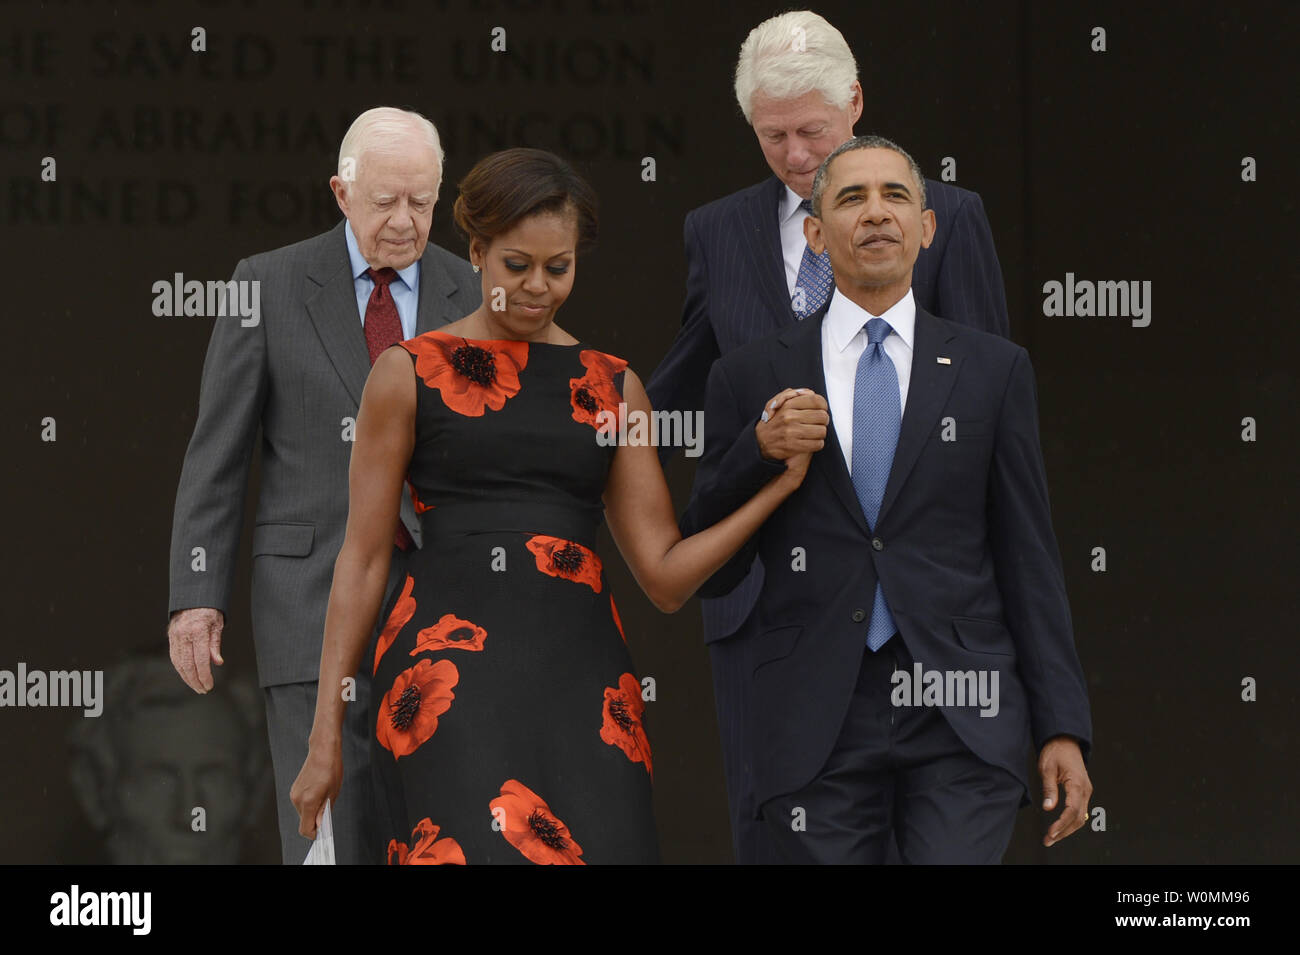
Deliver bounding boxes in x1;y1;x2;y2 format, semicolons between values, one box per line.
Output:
646;10;1010;862
167;107;482;863
680;135;1093;862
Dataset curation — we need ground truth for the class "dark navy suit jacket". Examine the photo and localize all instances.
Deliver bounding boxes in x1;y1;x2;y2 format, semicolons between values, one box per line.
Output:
647;174;1010;642
679;301;1092;813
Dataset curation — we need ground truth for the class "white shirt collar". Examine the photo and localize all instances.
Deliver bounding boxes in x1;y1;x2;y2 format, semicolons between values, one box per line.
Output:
825;286;916;353
780;183;809;224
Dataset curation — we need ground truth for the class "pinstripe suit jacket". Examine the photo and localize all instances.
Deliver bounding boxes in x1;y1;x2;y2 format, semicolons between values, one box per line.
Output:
646;174;1010;643
168;220;481;687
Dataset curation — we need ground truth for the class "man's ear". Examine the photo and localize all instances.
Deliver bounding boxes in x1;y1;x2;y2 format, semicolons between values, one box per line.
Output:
847;80;864;127
803;213;825;255
329;176;349;218
920;208;937;249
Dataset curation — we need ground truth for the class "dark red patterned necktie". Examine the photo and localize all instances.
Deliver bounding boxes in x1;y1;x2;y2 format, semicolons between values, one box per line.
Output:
363;267;415;552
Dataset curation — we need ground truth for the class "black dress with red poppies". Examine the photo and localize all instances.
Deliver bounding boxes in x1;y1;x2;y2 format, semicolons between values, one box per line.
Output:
368;330;657;865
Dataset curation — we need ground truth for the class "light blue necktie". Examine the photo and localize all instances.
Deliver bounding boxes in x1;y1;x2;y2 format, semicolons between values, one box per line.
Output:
793;199;834;319
850;317;900;651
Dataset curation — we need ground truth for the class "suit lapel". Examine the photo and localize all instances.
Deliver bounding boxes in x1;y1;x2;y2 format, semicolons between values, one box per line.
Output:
305;221;371;408
875;307;962;526
306;223;466;408
738;176;798;329
414;247;463;335
770;303;870;537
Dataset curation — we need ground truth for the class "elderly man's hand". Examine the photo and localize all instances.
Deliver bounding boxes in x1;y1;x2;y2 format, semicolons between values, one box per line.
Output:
168;607;226;693
755;388;829;465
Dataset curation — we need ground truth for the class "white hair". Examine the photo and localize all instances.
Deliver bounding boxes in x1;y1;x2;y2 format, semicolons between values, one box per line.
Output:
337;106;445;193
734;10;859;124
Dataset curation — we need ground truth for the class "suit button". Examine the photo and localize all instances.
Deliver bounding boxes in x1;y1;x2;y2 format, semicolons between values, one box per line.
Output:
871;537;884;551
851;609;866;622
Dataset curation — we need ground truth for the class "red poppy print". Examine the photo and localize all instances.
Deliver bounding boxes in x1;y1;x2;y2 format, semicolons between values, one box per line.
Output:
373;574;416;675
490;779;585;865
376;658;459;759
600;672;653;779
387;818;467;865
406;479;433;515
411;613;488;654
408;818;467;864
401;332;528;417
610;594;626;644
526;535;602;593
569;349;628;435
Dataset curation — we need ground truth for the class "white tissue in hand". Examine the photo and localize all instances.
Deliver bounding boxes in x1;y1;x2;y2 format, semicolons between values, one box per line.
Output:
302;798;336;865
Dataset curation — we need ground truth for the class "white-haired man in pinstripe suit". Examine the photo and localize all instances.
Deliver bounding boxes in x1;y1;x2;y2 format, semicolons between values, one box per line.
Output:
646;10;1011;864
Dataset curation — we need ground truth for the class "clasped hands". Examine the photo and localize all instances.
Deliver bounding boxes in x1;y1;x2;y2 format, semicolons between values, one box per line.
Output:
755;388;830;482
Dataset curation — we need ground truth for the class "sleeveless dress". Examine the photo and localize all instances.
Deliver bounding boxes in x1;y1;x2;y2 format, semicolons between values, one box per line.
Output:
368;329;658;865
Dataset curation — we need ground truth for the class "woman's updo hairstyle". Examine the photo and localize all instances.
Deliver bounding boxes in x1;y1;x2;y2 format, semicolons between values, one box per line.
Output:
452;148;598;255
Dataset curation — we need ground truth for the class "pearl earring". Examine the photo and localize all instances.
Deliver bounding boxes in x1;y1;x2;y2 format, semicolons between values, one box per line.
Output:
472;264;480;273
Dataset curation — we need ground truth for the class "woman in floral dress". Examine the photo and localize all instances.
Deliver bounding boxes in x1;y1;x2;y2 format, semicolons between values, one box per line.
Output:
291;148;822;864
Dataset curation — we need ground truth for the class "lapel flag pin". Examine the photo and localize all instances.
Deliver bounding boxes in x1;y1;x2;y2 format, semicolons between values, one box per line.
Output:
937;357;951;364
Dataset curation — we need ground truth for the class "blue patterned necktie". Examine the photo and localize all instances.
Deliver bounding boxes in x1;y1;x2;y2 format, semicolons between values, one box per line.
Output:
850;317;901;651
793;199;834;319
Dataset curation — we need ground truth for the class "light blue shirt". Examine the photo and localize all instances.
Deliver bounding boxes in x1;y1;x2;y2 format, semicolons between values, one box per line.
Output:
344;219;420;340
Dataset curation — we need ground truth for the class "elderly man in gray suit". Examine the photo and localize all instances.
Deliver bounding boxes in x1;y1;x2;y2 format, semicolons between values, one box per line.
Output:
167;106;481;864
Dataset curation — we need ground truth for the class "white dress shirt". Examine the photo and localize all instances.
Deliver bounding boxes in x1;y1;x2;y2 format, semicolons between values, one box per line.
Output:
779;184;813;299
821;287;916;472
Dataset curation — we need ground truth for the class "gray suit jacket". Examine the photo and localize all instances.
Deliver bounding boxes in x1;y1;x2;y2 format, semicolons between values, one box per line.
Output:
168;220;482;687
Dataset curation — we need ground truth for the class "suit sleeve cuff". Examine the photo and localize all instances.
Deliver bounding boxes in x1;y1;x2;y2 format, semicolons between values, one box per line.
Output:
1036;730;1093;764
724;415;789;491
